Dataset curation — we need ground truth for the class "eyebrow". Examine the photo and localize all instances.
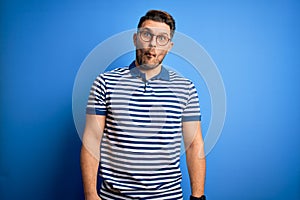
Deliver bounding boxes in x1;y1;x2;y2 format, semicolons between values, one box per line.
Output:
140;27;169;35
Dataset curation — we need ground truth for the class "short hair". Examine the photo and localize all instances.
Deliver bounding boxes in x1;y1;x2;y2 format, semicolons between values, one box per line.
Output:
137;10;176;38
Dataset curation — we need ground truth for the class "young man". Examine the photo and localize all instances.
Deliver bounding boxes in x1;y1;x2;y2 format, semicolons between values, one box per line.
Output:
81;10;206;200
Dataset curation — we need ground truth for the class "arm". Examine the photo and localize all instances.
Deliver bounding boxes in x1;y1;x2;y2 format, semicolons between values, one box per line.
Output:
182;120;206;197
80;114;106;200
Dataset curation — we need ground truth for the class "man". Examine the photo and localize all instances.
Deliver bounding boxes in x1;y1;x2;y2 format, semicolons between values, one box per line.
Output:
81;10;206;200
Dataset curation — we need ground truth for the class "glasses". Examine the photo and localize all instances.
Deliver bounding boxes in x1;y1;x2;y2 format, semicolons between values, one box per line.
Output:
138;30;171;46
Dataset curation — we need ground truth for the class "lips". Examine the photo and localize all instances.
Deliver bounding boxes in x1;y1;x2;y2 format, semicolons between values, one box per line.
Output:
145;51;156;58
143;48;156;56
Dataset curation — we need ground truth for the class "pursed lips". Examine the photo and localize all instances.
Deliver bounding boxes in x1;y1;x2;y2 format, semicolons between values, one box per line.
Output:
144;50;157;58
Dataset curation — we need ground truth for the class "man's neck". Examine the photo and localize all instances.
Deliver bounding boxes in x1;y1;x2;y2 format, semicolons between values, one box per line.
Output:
135;60;162;80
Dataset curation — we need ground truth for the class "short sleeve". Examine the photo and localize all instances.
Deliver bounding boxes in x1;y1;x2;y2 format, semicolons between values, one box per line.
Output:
182;82;201;122
86;75;107;115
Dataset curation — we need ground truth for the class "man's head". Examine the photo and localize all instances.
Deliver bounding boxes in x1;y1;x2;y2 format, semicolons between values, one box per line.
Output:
133;10;176;70
138;10;176;38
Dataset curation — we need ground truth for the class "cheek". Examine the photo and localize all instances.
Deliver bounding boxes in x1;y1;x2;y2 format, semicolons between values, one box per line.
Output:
136;40;147;49
136;48;144;57
157;49;168;58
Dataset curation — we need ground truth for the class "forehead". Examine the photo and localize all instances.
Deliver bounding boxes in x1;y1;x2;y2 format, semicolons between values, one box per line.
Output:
140;20;171;34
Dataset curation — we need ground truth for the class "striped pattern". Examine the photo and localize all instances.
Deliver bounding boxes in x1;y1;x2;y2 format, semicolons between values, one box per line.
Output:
86;62;201;200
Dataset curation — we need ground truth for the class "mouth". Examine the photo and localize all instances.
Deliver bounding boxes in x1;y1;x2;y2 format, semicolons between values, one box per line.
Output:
144;51;156;58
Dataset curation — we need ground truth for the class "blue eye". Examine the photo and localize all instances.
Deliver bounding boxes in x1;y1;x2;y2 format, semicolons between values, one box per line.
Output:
143;31;151;38
158;35;167;41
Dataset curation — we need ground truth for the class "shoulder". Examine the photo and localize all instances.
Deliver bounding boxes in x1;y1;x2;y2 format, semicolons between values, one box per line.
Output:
102;66;130;77
92;66;130;87
168;69;193;85
94;66;130;80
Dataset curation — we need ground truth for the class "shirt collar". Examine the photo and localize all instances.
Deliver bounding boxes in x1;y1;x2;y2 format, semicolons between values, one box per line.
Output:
129;61;170;81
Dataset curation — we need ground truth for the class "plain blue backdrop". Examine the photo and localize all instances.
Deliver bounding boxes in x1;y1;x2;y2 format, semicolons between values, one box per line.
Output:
1;0;300;200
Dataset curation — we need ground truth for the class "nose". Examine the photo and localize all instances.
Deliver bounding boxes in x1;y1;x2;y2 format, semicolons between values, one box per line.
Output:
149;35;157;47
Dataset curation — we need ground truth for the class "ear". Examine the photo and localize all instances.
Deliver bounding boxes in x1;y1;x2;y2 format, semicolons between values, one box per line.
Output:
167;41;174;53
133;33;137;47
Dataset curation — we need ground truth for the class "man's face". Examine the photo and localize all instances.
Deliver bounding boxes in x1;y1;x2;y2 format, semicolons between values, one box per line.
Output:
134;20;173;70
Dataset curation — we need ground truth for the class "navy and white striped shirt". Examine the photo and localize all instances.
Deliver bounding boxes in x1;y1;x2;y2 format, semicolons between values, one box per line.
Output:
86;61;201;200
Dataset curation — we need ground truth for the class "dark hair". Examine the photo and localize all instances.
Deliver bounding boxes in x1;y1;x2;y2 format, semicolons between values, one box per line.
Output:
137;10;176;38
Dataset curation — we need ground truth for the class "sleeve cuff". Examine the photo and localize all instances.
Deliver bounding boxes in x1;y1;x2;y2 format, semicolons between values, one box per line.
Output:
182;115;201;122
86;107;107;115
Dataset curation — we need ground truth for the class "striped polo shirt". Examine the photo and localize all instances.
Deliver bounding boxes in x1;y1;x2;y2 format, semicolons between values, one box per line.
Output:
86;61;201;200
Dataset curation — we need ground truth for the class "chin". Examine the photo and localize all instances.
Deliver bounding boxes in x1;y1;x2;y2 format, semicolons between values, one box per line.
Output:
140;62;160;70
143;58;161;68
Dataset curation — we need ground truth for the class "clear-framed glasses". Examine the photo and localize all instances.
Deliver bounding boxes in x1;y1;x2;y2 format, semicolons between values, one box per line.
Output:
138;30;170;46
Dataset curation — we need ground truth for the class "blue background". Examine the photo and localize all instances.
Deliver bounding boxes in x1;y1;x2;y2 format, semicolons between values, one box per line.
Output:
1;0;300;199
